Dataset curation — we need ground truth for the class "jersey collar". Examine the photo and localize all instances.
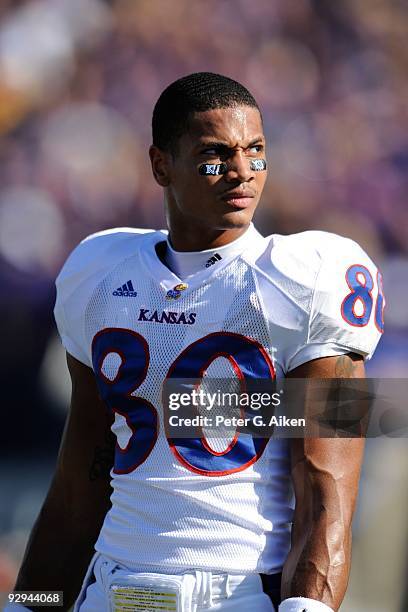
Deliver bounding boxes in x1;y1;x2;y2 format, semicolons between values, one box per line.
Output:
138;224;262;295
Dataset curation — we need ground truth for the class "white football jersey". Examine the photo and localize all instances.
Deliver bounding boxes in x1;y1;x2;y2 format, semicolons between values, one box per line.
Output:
54;224;383;574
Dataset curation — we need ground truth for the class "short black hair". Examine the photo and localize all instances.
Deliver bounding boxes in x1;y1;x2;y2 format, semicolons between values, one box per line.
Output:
152;72;260;155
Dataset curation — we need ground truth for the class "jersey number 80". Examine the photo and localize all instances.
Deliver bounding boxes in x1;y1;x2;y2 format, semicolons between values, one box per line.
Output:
92;330;273;477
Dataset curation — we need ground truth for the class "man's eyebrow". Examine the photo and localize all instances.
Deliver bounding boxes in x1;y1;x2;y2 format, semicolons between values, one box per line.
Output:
196;136;265;149
246;137;265;148
197;140;229;148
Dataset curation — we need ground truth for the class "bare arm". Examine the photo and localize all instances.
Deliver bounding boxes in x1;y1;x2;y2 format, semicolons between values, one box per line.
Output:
13;353;114;611
281;353;366;611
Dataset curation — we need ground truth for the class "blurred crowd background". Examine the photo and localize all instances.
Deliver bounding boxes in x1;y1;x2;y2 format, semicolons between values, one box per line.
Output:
0;1;407;610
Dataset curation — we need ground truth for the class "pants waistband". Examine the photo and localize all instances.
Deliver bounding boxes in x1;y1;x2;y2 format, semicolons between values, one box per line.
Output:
93;553;271;607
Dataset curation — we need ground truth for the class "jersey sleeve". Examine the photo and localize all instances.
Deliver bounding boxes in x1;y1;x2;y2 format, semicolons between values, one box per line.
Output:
286;236;384;372
54;227;155;367
54;235;104;367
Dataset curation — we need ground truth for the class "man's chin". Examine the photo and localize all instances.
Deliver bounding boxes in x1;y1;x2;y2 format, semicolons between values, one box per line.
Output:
214;208;255;230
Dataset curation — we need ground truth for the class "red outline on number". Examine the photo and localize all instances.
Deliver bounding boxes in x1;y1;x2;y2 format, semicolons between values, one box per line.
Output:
374;269;385;334
91;327;159;475
113;395;158;474
92;327;150;385
111;407;136;453
198;352;243;457
98;349;124;385
341;264;374;327
163;331;275;477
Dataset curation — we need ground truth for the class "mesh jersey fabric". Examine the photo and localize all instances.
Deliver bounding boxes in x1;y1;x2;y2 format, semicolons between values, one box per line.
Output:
54;226;383;575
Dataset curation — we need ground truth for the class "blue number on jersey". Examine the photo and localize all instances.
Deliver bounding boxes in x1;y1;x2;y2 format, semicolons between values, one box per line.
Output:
92;328;158;474
165;332;274;476
92;329;275;476
341;264;374;327
341;264;385;332
374;271;385;333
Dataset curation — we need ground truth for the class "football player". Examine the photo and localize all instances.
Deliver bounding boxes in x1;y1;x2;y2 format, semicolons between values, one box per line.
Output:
6;73;384;612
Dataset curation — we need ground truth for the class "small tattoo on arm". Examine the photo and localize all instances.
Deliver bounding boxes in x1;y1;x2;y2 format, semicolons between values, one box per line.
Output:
334;353;361;378
89;429;114;482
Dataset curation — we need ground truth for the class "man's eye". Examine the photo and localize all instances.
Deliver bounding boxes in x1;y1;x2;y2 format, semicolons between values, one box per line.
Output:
248;145;263;154
201;144;263;156
201;147;223;156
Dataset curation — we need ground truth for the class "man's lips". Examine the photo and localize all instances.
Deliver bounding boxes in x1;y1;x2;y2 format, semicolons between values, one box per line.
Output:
220;189;256;208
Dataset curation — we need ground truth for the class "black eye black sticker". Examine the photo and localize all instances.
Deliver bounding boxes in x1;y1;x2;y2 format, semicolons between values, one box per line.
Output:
198;163;228;175
250;159;267;172
198;159;267;175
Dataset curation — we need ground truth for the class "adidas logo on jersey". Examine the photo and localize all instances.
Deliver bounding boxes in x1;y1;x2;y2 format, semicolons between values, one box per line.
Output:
112;280;137;297
205;253;222;268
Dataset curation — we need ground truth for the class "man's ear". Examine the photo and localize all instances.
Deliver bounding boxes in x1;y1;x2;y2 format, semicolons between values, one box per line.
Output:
149;145;171;187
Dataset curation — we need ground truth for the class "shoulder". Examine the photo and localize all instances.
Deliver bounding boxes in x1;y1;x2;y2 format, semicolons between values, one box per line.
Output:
249;230;383;370
271;229;369;268
53;227;165;365
56;227;164;286
285;230;373;266
247;229;374;289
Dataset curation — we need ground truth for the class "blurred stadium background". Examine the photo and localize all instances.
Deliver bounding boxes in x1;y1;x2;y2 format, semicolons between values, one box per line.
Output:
0;1;407;610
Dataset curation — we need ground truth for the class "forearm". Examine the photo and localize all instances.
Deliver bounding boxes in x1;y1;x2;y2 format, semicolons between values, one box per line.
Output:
282;436;364;611
282;509;352;610
15;490;105;611
282;355;367;611
11;354;114;611
15;446;112;612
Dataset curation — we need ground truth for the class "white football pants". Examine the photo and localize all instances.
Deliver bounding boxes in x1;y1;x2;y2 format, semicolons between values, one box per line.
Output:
74;553;275;612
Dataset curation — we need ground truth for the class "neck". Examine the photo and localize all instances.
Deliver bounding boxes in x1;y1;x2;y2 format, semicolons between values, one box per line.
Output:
168;225;250;252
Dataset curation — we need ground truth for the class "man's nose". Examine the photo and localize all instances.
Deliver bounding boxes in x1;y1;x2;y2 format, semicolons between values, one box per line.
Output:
224;151;253;183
